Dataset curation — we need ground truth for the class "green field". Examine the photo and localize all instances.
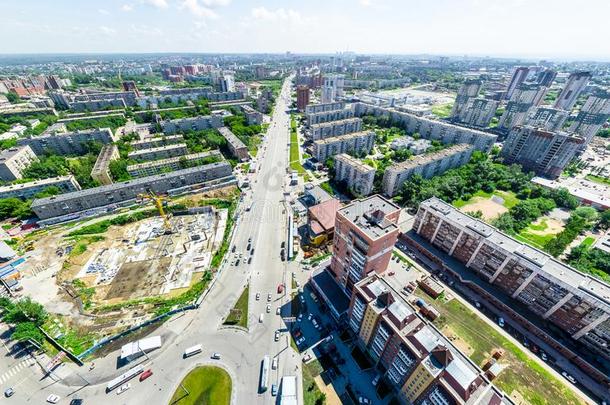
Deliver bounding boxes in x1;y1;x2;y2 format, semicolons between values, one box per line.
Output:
430;103;454;118
413;290;585;405
289;115;305;174
453;190;519;209
223;285;249;328
169;366;231;405
303;360;326;405
580;236;596;248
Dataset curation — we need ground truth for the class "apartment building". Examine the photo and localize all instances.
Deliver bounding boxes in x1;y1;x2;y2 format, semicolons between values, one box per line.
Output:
128;143;188;162
526;107;568;132
309;118;363;141
554;71;591;111
458;98;499;128
305;101;345;115
306;107;355;126
160;115;224;134
127;150;222;177
569;89;610;145
505;66;531;100
383;144;474;197
218;126;249;162
412;197;610;362
330;195;400;291
31;162;234;220
0;146;38;181
18;128;117;156
334;153;375;196
296;85;310;112
348;275;512;405
450;79;482;119
130;135;184;150
501;125;584;179
312;131;375;162
498;83;547;131
241;105;263;125
0;175;81;200
90;144;119;185
353;103;496;153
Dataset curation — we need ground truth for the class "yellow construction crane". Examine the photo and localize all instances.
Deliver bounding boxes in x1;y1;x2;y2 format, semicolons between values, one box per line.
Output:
137;191;173;234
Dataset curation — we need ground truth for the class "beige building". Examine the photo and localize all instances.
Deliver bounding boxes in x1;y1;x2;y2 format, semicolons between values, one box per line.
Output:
0;145;38;181
91;144;119;185
334;153;375;196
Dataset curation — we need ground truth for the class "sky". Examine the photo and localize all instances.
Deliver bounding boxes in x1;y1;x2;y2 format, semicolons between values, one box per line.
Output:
1;0;609;60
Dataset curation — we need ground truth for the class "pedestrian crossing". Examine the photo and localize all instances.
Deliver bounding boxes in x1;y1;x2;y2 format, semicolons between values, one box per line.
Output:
0;358;36;384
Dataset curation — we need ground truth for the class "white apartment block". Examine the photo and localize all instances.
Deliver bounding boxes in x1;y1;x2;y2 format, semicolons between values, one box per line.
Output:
0;145;38;181
313;131;375;162
309;118;362;141
334;153;375;196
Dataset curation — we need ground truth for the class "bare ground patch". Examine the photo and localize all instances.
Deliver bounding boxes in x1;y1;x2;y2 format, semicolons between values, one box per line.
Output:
460;198;508;221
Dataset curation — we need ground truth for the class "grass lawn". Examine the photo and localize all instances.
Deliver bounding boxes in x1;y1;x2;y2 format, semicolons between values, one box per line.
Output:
431;102;454;118
586;174;610;186
169;366;231;405
516;231;554;250
303;360;326;405
289;116;305;174
222;285;249;328
413;290;585;405
580;236;596;248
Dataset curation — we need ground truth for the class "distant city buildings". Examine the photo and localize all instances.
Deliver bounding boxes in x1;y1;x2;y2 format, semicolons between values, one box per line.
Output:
501;125;584;178
568;88;610;145
217;74;235;93
505;66;531;100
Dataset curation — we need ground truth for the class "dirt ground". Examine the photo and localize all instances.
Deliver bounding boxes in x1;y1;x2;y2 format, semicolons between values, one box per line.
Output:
460;198;508;221
104;256;171;302
527;217;564;236
441;325;474;357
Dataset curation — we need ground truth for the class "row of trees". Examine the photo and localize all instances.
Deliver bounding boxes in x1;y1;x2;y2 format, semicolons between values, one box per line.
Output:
493;198;557;234
65;115;127;132
0;297;48;346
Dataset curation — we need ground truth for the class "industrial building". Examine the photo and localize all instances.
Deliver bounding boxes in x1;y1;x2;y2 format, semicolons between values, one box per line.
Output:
18;128;117;156
352;102;496;152
411;197;610;362
160;115;224;134
501;125;584;179
382;144;475;197
128;143;188;162
309;118;362;141
0;145;38;181
348;275;512;405
312;131;375;162
131;135;184;150
330;195;400;292
0;175;81;200
127;150;222;178
334;153;375;196
91;144;119;185
218;126;249;161
31;162;234;220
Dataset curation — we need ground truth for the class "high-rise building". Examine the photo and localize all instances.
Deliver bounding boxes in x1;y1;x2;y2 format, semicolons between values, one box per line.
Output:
296;85;310;112
321;85;335;103
505;66;531;100
334;153;375;196
323;74;345;98
450;79;482;119
329;195;400;291
501;125;585;178
498;83;547;131
536;68;557;87
526;107;569;131
569;88;610;145
554;71;591;111
458;98;499;127
217;74;235;92
411;197;610;363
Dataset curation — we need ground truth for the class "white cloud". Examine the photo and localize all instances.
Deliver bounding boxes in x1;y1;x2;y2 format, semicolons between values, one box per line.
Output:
145;0;169;9
121;4;134;11
129;24;163;36
99;26;117;35
201;0;231;6
98;8;110;15
181;0;218;18
251;7;302;22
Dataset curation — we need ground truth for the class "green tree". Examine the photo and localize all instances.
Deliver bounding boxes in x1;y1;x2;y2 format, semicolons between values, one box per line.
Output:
599;210;610;230
12;322;44;345
4;297;48;326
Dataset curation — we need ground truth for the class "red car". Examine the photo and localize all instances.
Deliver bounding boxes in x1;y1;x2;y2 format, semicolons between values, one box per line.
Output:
277;283;285;294
139;369;153;382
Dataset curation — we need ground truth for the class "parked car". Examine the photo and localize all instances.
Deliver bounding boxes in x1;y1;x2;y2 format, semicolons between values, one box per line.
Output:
372;374;381;386
358;397;372;404
275;330;280;341
4;388;14;398
272;357;278;370
211;353;221;360
562;371;576;384
276;307;281;315
256;292;260;300
46;394;61;404
259;313;264;323
117;383;131;395
139;369;153;381
497;317;505;328
296;336;306;346
247;257;252;264
271;384;278;396
69;399;83;405
266;304;271;313
267;293;272;302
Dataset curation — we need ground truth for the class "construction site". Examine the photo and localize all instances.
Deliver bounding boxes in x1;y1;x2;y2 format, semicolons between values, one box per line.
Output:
11;187;236;349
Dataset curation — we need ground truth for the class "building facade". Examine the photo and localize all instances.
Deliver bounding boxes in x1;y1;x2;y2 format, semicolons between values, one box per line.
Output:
309;118;363;141
18;128;116;156
312;131;375;162
458;98;499;128
240;105;263;125
334;153;375;196
296;85;310;112
330;195;400;292
90;144;119;185
0;175;81;200
306;106;355;126
498;83;547;131
128;143;188;162
0;145;38;181
505;66;531;100
554;71;591;111
383;144;475;197
127;150;222;177
568;89;610;145
451;79;482;120
130;135;184;150
218;126;249;162
526;107;569;132
501;125;584;178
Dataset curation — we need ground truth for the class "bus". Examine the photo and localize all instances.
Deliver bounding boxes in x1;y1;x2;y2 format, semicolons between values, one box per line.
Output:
259;355;270;393
183;344;202;358
106;365;144;392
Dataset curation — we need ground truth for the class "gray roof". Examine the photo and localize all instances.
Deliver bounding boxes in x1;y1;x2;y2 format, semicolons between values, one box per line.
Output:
338;195;400;240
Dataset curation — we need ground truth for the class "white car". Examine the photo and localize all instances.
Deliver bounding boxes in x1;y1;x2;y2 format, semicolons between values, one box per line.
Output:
117;383;131;395
297;314;303;322
276;307;281;315
272;357;278;370
562;371;576;384
212;353;221;360
46;394;60;404
296;336;306;346
498;317;505;328
307;313;313;321
267;293;272;302
256;292;260;300
266;304;271;313
372;374;381;386
275;330;280;341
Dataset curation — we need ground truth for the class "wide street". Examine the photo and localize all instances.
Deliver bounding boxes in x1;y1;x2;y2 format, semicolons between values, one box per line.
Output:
1;76;302;405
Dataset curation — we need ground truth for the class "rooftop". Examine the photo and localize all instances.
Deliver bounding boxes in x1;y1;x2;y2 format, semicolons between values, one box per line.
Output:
128;143;187;158
387;144;473;173
127;150;222;171
131;134;183;147
310;117;361;129
0;175;76;193
218;126;247;149
308;198;341;233
338;195;400;240
313;130;374;146
334;153;375;174
0;146;33;162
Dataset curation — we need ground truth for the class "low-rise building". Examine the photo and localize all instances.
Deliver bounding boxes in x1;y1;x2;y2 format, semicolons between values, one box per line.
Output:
389;137;431;155
0;175;81;200
31;162;235;220
307;198;341;246
90;144;119;185
18;128;116;156
218;126;249;161
313;131;375;162
127;150;222;177
309;118;362;141
128;143;188;162
0;146;38;181
383;144;474;197
531;176;610;211
130;135;184;150
334;153;375;196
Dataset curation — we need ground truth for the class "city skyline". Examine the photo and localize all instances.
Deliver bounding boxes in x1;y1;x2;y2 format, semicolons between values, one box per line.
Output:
1;0;610;61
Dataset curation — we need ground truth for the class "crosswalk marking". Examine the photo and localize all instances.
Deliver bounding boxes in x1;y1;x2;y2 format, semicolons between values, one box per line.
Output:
0;358;34;384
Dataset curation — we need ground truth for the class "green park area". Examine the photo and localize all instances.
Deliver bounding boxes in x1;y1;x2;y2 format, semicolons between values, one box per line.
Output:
413;290;586;405
169;366;232;405
289;115;305;174
430;102;453;118
222;285;249;328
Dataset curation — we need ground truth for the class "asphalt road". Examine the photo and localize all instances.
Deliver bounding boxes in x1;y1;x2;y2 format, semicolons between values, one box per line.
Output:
2;76;302;405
